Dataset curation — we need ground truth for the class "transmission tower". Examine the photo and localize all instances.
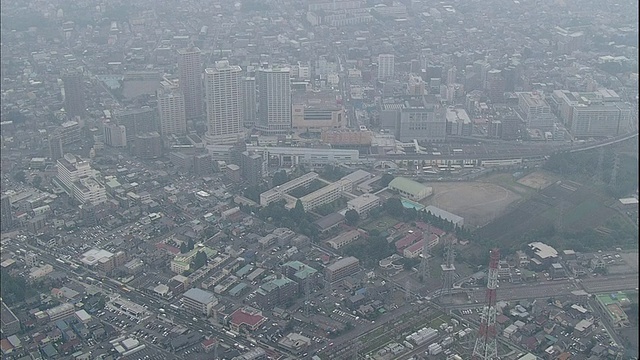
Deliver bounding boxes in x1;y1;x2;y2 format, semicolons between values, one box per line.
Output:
419;225;431;282
594;148;605;184
610;153;620;188
405;279;412;303
472;249;500;360
304;276;312;316
441;235;456;304
557;200;565;233
352;341;361;360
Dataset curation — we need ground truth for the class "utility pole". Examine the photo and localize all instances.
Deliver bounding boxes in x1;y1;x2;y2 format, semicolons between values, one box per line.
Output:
304;276;312;317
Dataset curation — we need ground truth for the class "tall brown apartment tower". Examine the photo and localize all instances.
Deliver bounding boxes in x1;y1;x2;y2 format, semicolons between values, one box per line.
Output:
177;46;204;120
63;71;86;118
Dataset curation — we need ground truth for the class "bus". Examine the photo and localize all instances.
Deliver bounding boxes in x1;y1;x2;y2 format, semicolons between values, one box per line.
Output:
452;149;463;153
121;285;132;293
56;258;65;264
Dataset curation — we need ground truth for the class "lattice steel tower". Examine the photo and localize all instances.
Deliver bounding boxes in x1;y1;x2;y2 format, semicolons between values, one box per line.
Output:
441;235;456;302
472;249;500;360
419;224;431;282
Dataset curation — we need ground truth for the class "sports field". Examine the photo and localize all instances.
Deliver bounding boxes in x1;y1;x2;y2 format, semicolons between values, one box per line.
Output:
426;182;521;228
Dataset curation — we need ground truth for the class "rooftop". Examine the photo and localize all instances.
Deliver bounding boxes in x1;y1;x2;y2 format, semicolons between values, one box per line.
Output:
183;288;217;304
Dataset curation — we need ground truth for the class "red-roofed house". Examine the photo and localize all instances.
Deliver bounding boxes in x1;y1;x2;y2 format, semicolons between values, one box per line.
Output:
403;240;425;258
429;227;446;237
229;307;267;332
0;339;13;355
202;338;216;353
156;242;180;255
395;232;422;252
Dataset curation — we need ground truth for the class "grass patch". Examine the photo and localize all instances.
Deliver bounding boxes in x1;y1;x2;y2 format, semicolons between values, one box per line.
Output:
481;173;536;197
565;199;601;225
361;215;400;232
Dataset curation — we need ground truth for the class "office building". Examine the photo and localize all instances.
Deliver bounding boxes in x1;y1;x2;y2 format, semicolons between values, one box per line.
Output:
103;122;127;147
73;178;107;206
133;132;163;159
446;66;457;85
407;75;426;96
157;80;187;136
243;76;257;128
325;256;360;282
551;89;631;137
182;288;218;317
255;276;298;310
257;67;292;133
1;301;20;336
116;107;157;145
1;195;13;232
56;154;93;194
377;54;395;79
48;132;64;161
486;69;505;103
241;151;266;186
292;90;344;132
46;303;75;323
516;92;556;130
446;107;473;136
59;120;81;146
381;98;446;142
177;46;204;119
193;153;213;175
62;72;85;117
204;61;244;145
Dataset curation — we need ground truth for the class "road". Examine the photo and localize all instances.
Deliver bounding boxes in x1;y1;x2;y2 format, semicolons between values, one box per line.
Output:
10;241;283;359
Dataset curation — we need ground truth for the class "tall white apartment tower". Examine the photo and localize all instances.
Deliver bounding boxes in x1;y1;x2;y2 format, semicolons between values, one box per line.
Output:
243;76;257;128
157;80;187;136
177;46;204;119
257;67;292;133
377;54;395;79
204;61;245;145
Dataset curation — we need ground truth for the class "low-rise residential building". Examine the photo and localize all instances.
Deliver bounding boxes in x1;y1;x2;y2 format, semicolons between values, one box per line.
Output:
326;229;363;250
325;256;360;282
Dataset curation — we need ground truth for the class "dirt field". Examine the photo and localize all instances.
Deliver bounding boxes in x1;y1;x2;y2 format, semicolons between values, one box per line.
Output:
517;171;557;189
425;182;521;228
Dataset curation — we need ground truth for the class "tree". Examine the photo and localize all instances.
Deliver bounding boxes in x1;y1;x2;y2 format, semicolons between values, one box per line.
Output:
13;170;26;183
32;175;43;189
272;170;288;187
383;198;405;218
380;173;395;187
187;238;195;251
291;199;306;221
345;209;360;226
180;242;188;254
193;251;207;270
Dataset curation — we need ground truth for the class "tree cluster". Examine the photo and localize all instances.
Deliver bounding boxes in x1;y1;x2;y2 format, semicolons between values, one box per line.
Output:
238;200;319;240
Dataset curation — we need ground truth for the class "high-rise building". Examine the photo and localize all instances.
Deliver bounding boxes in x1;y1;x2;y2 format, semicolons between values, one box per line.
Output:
377;54;395;79
63;72;86;118
56;154;106;206
116;107;157;145
177;46;204;119
157;80;187;136
204;61;244;145
48;132;64;161
486;69;505;103
257;67;292;134
446;66;457;85
241;151;266;186
134;132;163;159
1;195;13;232
243;76;257;128
103;122;127;147
516;92;556;130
